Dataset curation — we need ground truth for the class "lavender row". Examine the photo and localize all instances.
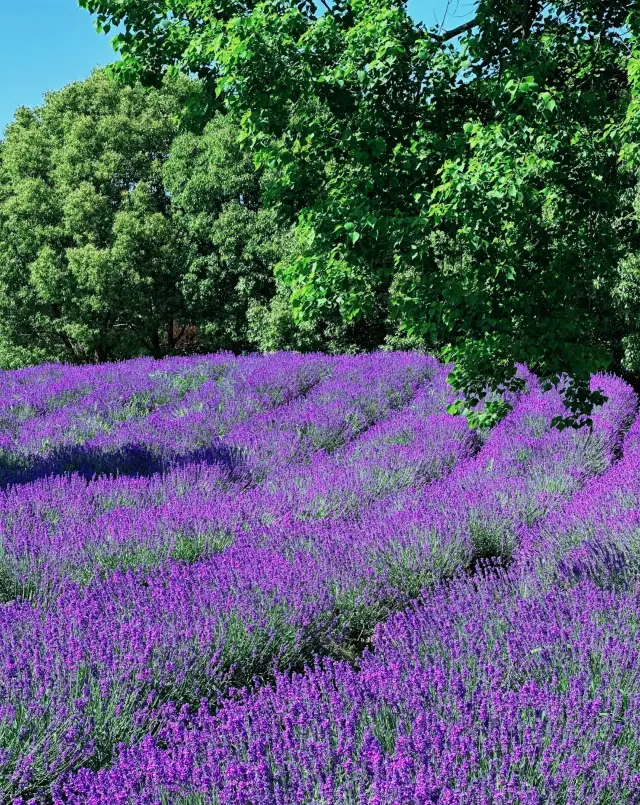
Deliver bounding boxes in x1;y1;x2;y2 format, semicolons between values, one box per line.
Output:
0;372;631;800
0;354;235;444
223;352;438;479
57;570;640;805
516;402;640;586
0;355;445;593
0;352;338;485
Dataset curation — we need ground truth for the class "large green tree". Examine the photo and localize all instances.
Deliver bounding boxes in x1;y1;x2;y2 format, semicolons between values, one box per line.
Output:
80;0;640;422
0;69;288;366
0;70;191;365
164;114;296;352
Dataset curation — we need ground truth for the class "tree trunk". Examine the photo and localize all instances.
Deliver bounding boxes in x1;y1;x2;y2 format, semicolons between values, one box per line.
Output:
94;343;108;364
151;328;161;359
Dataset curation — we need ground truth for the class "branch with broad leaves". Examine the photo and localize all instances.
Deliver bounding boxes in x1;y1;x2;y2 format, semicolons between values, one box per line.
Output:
427;17;478;43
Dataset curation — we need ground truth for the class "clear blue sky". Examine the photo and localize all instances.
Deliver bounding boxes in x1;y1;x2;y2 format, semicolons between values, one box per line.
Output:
0;0;476;136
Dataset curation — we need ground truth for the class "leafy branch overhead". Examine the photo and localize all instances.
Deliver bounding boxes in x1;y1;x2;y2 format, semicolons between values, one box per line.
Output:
55;3;640;417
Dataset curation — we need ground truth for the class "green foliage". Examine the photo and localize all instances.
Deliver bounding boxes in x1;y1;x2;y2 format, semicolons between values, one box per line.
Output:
77;0;640;417
0;69;290;365
0;71;194;365
163;114;292;352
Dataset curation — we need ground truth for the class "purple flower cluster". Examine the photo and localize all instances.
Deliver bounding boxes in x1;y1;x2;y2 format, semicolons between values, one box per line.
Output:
0;353;638;804
59;572;640;805
516;383;640;588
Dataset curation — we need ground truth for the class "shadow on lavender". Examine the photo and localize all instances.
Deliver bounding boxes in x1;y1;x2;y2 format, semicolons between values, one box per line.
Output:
0;440;248;488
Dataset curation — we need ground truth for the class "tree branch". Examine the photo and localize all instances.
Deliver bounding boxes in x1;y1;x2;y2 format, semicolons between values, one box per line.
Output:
428;17;478;43
436;0;453;36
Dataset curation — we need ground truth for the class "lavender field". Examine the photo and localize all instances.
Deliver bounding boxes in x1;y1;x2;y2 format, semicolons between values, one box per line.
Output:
1;351;640;804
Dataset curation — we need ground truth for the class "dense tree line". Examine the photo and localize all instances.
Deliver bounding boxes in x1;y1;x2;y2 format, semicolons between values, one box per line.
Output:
0;71;289;366
0;68;385;367
3;1;640;420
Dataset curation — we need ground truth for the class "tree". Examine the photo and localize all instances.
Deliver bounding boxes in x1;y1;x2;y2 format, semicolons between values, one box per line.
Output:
0;69;290;366
164;113;293;353
612;10;640;385
0;70;194;365
80;0;639;422
165;105;389;355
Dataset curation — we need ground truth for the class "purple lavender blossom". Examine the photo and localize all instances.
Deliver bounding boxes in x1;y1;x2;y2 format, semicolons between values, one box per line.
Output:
57;571;640;805
0;353;636;804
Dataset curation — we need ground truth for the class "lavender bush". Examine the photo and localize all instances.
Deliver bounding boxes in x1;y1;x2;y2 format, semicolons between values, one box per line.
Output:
0;352;637;803
58;571;640;804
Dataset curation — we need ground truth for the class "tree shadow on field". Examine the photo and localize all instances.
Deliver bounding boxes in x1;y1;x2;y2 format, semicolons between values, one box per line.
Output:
0;440;249;488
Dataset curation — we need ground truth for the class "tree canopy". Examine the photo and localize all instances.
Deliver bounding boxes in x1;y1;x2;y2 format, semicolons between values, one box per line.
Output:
0;69;287;366
75;0;640;423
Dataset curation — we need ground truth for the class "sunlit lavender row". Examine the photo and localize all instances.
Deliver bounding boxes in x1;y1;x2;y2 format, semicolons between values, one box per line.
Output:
1;352;639;803
59;573;640;805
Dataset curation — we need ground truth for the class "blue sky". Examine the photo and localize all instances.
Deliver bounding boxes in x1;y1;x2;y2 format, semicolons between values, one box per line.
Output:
0;0;476;136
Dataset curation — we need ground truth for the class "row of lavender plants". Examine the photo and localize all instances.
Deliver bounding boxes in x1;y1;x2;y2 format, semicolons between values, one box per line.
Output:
0;352;441;594
0;351;333;483
59;570;640;804
516;413;640;586
0;353;637;803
